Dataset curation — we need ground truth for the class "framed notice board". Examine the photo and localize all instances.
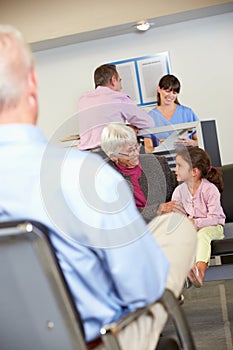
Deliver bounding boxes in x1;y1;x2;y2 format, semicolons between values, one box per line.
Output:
110;52;171;106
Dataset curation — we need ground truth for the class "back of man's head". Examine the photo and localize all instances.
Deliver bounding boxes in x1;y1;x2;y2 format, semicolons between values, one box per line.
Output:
0;25;34;114
94;64;119;89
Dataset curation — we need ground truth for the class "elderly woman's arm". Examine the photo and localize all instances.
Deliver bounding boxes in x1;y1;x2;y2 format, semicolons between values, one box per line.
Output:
138;204;160;223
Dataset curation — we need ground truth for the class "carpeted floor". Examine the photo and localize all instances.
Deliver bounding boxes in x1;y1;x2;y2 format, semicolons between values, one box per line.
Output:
162;280;233;349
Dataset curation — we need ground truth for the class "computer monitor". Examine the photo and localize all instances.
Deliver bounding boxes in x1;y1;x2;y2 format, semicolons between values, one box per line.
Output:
138;121;203;170
138;120;221;169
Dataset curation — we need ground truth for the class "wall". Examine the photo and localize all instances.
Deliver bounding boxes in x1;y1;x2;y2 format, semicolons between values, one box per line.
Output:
34;12;233;165
1;0;231;43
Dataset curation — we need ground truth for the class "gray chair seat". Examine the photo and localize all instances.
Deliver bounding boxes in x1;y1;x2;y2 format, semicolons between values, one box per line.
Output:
0;220;196;350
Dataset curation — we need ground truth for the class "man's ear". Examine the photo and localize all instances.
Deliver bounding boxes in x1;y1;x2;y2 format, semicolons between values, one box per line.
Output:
27;68;37;102
27;68;38;120
28;68;38;91
110;75;116;87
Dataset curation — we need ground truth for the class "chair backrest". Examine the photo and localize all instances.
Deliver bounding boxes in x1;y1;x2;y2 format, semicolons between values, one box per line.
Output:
0;220;87;350
221;163;233;223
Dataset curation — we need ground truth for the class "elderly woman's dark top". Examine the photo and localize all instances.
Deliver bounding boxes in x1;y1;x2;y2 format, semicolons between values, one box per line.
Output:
97;151;177;223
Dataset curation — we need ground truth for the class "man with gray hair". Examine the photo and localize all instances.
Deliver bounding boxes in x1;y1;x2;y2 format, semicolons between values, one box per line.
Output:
0;25;196;350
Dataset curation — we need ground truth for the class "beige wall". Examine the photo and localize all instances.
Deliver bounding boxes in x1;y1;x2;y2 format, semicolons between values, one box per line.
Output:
1;0;232;44
0;3;233;165
33;12;233;165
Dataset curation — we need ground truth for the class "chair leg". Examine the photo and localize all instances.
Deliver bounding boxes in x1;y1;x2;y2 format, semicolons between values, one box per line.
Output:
159;289;196;350
184;278;192;289
157;336;180;349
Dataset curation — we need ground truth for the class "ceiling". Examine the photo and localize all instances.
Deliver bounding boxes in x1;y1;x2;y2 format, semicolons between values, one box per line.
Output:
1;0;233;51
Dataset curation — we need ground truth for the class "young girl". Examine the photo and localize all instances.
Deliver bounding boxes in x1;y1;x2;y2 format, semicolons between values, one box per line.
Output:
172;146;225;287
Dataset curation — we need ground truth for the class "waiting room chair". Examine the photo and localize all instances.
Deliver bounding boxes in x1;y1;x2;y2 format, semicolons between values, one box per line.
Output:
0;220;196;350
205;163;233;281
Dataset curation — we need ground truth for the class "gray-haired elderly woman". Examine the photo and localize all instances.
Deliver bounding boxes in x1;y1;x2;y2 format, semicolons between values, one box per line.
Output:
100;122;179;223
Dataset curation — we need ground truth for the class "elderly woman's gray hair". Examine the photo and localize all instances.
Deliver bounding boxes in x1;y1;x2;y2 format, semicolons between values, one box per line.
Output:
101;122;137;156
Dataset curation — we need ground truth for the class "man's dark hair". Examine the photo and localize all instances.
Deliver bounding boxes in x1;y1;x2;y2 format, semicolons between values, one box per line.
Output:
94;64;119;88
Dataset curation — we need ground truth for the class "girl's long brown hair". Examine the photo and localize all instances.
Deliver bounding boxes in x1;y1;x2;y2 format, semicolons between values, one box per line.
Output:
176;146;224;192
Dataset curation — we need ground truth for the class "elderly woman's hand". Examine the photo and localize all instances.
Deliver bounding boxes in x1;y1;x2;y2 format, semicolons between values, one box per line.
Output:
157;201;187;216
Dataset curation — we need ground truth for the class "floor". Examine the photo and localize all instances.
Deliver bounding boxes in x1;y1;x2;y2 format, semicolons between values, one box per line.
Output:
162;279;233;350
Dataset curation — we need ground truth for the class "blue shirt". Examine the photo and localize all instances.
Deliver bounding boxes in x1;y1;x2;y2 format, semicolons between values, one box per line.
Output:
0;124;169;341
148;104;199;146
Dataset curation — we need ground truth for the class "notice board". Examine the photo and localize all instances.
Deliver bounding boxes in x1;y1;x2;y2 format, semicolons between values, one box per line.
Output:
110;52;171;106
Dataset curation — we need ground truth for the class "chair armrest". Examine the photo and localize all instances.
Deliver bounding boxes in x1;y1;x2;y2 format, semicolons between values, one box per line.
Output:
100;305;151;350
100;289;196;350
100;305;151;336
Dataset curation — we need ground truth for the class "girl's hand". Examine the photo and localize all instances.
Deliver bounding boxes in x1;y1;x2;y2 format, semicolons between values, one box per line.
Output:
188;217;195;226
157;201;187;216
